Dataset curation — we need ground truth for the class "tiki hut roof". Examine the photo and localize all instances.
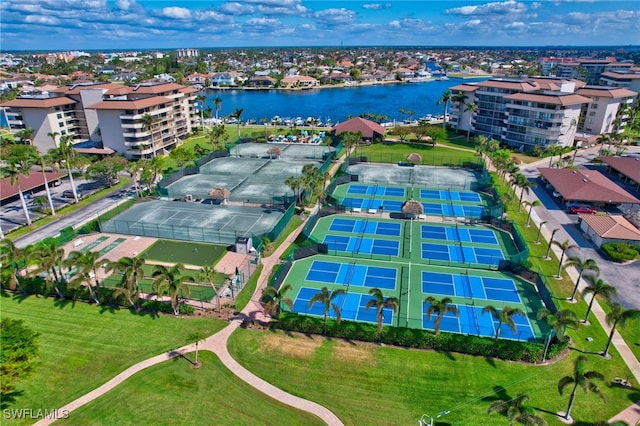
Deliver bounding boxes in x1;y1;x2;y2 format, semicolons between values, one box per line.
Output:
407;153;422;163
267;146;282;156
208;187;231;199
401;199;424;215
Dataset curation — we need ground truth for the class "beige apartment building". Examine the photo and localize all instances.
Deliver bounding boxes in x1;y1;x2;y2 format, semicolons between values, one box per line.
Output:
0;81;198;159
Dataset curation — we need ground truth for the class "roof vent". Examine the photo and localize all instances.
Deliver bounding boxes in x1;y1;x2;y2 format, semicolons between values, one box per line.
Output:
583;178;588;182
572;170;577;173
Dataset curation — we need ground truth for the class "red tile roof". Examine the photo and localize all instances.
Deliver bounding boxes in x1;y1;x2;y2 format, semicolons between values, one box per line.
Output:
579;214;640;241
0;97;76;108
599;156;640;183
575;87;637;98
332;117;385;139
538;167;639;204
0;172;66;201
505;92;590;106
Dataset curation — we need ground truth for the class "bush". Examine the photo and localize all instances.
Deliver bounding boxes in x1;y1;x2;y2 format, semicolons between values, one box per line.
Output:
140;300;195;315
601;242;639;262
274;313;553;363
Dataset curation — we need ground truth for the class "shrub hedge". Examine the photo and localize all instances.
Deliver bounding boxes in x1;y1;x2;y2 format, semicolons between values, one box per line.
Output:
601;242;639;262
273;312;568;363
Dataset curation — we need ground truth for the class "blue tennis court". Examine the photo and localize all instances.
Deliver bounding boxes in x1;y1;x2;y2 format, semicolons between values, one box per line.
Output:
422;302;534;341
293;287;395;325
305;260;397;290
421;224;499;245
421;243;504;265
421;271;521;303
421;203;486;218
323;235;400;256
420;189;482;203
329;218;401;237
342;198;404;212
347;184;405;197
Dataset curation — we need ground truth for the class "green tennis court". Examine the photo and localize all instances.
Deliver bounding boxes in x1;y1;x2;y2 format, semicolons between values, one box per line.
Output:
140;240;228;266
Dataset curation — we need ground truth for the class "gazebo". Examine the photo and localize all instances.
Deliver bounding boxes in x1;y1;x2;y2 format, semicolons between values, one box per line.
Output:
208;187;231;205
407;153;422;165
401;199;424;218
267;146;282;159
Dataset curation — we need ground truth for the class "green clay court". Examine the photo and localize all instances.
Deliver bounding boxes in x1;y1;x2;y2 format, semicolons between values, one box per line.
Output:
140;239;228;266
101;200;285;245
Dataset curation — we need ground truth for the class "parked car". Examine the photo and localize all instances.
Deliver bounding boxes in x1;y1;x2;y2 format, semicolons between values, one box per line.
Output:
552;191;562;198
570;205;597;214
62;190;83;199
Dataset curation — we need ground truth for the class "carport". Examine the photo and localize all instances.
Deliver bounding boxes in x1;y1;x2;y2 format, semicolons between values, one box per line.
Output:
537;167;640;207
599;156;640;191
0;172;65;205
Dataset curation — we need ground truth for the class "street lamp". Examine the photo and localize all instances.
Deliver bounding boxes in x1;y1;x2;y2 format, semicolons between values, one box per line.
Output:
545;228;559;260
419;411;450;426
535;220;548;244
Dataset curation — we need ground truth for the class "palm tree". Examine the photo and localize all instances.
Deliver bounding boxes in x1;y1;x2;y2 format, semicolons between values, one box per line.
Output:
262;283;293;318
603;303;640;358
152;264;194;315
57;134;80;202
47;131;60;149
557;355;606;421
487;393;547;426
187;331;206;366
125;162;142;198
36;153;56;215
437;90;452;129
365;287;399;336
551;239;578;278
105;256;146;308
535;220;548;245
516;176;536;212
30;240;66;298
582;275;617;323
199;265;221;312
0;238;27;292
308;287;346;333
524;200;541;227
231;108;243;138
424;296;458;336
537;308;579;343
213;97;222;122
565;257;599;302
64;250;102;304
4;144;39;226
481;305;525;340
464;102;478;141
141;113;158;158
196;94;206;131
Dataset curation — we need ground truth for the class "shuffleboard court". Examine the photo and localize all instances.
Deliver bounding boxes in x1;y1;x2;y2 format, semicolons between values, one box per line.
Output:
420;189;482;203
347;184;405;197
422;302;534;341
323;234;400;256
421;224;499;245
292;286;394;325
305;260;397;290
421;243;504;265
421;271;521;303
329;218;401;237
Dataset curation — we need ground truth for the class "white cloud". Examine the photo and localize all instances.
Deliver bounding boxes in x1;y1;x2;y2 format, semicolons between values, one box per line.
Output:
219;2;255;15
24;15;60;25
445;0;528;16
363;3;391;10
160;7;191;20
314;8;356;25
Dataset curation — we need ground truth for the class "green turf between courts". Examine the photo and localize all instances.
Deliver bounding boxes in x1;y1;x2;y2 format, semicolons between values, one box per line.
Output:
140;239;228;266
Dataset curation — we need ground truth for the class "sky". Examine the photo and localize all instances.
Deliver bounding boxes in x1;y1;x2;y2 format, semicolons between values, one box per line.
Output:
1;0;638;51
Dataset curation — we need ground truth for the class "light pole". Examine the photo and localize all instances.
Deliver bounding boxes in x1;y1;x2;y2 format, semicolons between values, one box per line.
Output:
419;411;450;426
545;228;559;259
535;220;548;244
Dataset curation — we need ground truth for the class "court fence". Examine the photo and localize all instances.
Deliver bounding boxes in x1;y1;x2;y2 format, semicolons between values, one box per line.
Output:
347;153;483;169
265;201;296;242
269;260;293;290
490;218;530;266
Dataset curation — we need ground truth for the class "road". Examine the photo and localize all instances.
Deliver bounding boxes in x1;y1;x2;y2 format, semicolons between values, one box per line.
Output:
13;185;132;249
518;145;640;310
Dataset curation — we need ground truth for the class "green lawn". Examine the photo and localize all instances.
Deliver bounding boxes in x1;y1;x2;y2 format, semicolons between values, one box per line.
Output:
228;329;636;426
0;294;226;424
62;351;324;426
355;142;479;167
140;240;228;266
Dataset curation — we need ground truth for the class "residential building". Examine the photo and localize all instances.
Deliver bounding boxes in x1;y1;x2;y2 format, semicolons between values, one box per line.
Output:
449;77;637;150
578;214;640;247
574;86;637;135
87;82;198;159
176;48;199;58
599;68;640;93
556;59;634;85
280;75;319;89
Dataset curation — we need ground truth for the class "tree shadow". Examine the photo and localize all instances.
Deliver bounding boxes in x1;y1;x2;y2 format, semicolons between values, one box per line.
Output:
98;304;121;315
484;356;496;368
52;297;76;309
0;390;24;410
169;350;194;365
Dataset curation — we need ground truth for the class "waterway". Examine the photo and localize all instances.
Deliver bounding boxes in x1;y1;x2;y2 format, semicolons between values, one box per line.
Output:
201;77;489;125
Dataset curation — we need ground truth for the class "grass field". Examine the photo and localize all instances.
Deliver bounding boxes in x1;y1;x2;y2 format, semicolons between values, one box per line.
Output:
0;294;226;424
63;351;324;426
140;240;228;266
356;142;479;167
228;329;637;426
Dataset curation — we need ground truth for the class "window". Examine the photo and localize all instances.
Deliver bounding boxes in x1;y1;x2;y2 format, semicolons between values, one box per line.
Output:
57;113;62;119
58;122;64;127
